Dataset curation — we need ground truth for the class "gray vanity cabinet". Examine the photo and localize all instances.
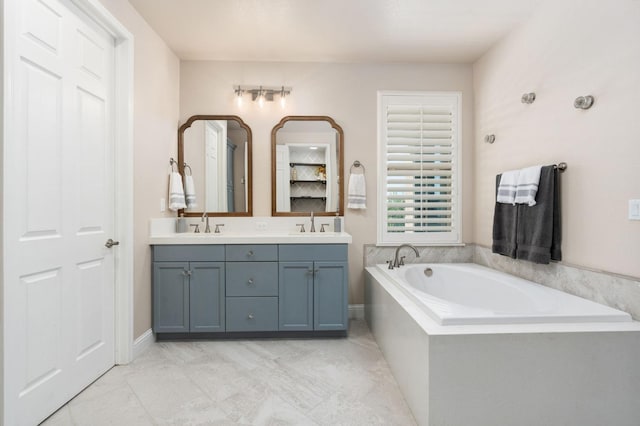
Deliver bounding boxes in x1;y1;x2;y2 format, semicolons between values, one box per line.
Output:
153;262;189;333
279;262;314;330
152;245;225;334
279;244;349;331
225;245;279;332
152;243;348;337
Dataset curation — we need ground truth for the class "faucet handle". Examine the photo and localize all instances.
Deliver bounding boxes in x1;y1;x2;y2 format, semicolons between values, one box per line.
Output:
214;224;224;233
320;223;329;232
386;260;394;270
190;224;200;233
296;224;306;233
399;256;406;266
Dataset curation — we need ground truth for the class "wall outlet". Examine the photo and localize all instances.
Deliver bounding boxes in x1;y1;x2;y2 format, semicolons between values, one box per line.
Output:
629;199;640;220
160;198;166;212
256;222;267;231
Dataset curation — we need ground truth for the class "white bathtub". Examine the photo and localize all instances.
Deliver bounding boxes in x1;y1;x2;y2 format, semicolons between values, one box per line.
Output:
377;263;632;326
365;263;640;426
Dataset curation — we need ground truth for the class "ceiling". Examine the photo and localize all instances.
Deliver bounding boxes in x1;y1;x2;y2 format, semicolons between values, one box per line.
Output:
129;0;541;63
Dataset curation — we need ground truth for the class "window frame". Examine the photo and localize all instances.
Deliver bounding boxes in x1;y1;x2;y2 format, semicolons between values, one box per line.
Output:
376;91;463;246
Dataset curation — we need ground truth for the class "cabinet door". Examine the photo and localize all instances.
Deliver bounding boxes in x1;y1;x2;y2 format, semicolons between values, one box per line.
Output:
153;262;189;333
314;261;348;330
190;262;225;332
279;261;313;331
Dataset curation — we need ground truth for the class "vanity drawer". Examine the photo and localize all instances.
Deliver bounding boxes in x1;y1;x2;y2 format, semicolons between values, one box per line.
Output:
226;262;278;297
153;245;225;262
226;244;278;262
278;244;348;262
226;297;278;331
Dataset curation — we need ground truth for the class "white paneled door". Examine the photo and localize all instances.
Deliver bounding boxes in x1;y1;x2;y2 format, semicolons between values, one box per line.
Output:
4;0;117;424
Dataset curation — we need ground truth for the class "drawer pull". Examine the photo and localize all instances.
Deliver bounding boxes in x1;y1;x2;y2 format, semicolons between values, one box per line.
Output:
247;313;255;320
247;250;254;257
247;278;254;285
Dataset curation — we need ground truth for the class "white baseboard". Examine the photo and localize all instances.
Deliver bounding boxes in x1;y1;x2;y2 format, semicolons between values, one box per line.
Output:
349;304;365;320
132;328;153;359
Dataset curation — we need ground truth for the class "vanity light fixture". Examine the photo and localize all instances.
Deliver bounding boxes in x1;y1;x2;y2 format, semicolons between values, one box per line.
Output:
234;86;244;107
234;85;292;108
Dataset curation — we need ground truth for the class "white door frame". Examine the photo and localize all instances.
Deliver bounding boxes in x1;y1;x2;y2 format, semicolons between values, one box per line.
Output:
1;6;134;421
69;0;134;365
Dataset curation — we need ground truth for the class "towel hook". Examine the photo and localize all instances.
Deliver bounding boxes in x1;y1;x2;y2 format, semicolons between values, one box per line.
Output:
574;95;594;110
484;134;496;144
350;160;365;173
183;162;192;176
521;92;536;104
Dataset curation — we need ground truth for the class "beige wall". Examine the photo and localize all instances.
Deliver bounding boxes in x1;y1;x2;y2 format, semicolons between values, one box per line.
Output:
98;0;180;338
180;61;474;305
473;0;640;278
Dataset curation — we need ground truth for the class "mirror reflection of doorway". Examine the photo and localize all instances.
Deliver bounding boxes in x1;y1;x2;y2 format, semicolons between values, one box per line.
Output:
204;120;227;211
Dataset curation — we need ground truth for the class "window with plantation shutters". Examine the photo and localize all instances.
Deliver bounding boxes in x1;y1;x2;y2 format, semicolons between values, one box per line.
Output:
377;92;462;245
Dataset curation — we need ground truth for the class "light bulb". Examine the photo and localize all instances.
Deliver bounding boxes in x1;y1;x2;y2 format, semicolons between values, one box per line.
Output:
235;87;243;107
280;95;286;108
258;92;265;108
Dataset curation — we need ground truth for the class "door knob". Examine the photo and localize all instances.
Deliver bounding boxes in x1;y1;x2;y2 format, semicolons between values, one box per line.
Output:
105;238;120;248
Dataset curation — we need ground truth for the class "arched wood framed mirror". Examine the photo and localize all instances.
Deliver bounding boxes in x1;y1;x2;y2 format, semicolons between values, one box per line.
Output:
271;116;344;216
178;115;252;216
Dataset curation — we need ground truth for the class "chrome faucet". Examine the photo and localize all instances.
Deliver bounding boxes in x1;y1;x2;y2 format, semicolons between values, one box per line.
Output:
310;211;316;233
201;212;211;233
393;244;419;268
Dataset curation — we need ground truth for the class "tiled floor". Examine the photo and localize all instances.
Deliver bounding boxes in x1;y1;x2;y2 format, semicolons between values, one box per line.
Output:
42;320;417;425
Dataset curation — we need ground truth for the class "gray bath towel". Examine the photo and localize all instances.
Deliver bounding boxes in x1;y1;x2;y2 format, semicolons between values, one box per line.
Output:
516;165;562;263
492;174;518;258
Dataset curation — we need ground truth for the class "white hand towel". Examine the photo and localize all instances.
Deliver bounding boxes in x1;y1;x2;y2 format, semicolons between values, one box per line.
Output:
184;175;197;209
168;171;187;211
347;174;366;209
514;165;542;206
497;170;520;204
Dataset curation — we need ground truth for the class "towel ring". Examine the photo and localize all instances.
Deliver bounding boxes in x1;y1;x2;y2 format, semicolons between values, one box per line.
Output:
183;162;193;176
169;158;178;172
350;160;365;173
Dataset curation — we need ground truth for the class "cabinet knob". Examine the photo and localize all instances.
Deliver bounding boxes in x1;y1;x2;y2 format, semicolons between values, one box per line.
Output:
247;313;254;320
182;270;191;276
247;250;254;257
247;278;254;285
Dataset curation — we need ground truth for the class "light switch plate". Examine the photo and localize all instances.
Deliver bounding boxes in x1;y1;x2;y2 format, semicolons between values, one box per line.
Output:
160;198;166;212
629;199;640;220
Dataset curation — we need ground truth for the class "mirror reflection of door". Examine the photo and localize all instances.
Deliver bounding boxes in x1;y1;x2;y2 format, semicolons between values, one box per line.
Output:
204;120;227;212
181;116;250;215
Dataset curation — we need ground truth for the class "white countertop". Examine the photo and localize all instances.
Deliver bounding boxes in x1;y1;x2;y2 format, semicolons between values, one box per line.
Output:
149;232;352;245
149;217;352;245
